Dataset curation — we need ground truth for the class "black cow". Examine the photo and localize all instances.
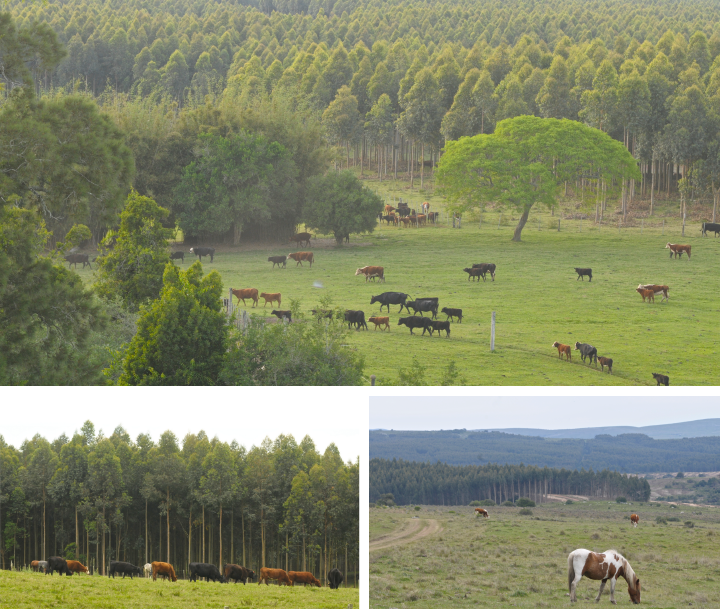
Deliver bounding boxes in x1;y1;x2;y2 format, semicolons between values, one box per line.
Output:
652;373;670;386
47;556;73;576
574;267;593;281
574;342;598;365
268;255;287;268
170;251;185;263
344;310;368;330
370;292;411;313
271;309;292;322
471;263;496;281
65;253;91;269
398;316;432;335
429;320;451;337
327;568;344;589
441;307;463;323
701;222;720;237
464;267;483;281
224;564;255;584
190;247;215;262
189;562;226;583
406;299;438;318
108;561;143;579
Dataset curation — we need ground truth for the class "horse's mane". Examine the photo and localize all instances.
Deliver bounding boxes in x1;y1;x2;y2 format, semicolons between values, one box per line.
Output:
620;554;637;590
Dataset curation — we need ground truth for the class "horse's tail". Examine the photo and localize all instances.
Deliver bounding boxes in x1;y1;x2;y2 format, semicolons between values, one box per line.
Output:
567;552;576;592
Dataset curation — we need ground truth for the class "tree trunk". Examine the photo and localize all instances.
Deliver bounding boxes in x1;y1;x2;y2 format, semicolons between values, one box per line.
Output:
230;507;233;565
241;507;245;567
166;487;170;563
261;506;265;569
75;506;79;561
285;531;288;572
42;489;46;561
219;504;222;569
102;506;106;575
202;505;205;563
420;142;424;189
650;159;655;215
511;207;531;241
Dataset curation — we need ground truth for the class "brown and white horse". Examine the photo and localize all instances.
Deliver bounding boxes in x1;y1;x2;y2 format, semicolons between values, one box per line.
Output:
630;514;639;528
474;507;489;518
568;549;640;604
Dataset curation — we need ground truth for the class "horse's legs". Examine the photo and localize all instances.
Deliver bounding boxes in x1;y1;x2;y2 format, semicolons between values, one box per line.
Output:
609;577;617;604
570;572;583;602
595;579;607;602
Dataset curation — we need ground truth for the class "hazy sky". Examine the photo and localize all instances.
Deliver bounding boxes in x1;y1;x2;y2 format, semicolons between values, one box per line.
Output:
370;396;720;430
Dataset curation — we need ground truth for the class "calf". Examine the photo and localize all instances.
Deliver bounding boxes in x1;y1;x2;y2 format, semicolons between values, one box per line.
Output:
37;560;48;573
652;373;670;386
258;567;291;586
344;310;368;330
66;560;88;574
260;292;281;307
268;255;287;268
472;263;496;281
574;267;592;282
144;563;152;577
574;342;598;365
151;561;177;582
170;251;185;263
288;571;321;587
189;562;226;583
224;564;255;584
190;246;215;262
398;316;432;335
636;287;655;303
327;568;344;589
288;232;312;247
232;288;259;307
638;284;669;302
441;307;463;323
464;267;484;281
428;211;439;224
406;299;438;318
65;253;91;269
109;561;142;579
552;341;571;361
368;316;390;331
597;356;613;373
46;556;73;576
429;320;451;337
271;309;292;322
701;222;720;237
665;243;691;259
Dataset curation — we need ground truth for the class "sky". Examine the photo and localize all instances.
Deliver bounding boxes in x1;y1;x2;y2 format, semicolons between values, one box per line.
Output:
369;396;720;430
1;388;363;462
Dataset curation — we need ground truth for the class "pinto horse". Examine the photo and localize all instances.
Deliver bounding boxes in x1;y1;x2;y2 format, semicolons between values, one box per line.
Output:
568;549;640;604
474;508;489;518
630;514;639;528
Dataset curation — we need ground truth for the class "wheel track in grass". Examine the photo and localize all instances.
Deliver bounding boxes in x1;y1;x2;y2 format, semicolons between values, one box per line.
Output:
369;518;442;552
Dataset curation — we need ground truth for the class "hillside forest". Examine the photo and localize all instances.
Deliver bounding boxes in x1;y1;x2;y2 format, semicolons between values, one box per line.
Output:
0;425;359;584
369;429;720;473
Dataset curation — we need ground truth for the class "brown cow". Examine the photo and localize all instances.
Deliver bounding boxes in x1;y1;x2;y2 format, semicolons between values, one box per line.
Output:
630;513;639;528
30;560;41;572
289;232;312;247
665;242;691;259
259;292;281;307
368;316;390;331
288;571;321;587
416;214;427;226
598;356;613;374
638;284;670;302
66;560;88;574
475;508;489;517
231;288;259;307
399;217;411;227
636;287;655;303
288;251;314;267
257;567;291;586
355;266;385;283
384;204;395;214
552;341;571;361
151;561;177;582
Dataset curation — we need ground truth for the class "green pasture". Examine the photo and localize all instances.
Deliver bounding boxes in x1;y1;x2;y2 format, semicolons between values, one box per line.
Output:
0;570;358;609
370;501;720;608
73;186;720;385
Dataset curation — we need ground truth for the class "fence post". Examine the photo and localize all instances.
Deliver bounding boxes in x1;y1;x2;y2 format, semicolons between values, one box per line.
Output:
538;218;541;231
479;215;482;230
682;212;686;236
228;288;234;318
370;374;376;386
557;219;560;232
641;218;644;234
662;219;665;235
490;311;496;352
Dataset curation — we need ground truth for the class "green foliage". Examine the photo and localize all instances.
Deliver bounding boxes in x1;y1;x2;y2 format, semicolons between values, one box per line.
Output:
667;516;680;522
516;498;536;507
615;496;627;503
676;471;685;478
518;507;533;515
502;500;515;507
118;261;227;385
414;506;421;511
565;499;574;505
656;516;667;524
63;224;92;249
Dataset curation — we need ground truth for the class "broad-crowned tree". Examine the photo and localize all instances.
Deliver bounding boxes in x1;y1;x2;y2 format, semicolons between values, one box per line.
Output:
322;86;362;169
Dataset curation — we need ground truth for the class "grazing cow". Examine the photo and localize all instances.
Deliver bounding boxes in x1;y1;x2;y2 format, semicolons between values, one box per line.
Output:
428;211;439;224
568;549;640;604
441;307;463;323
416;214;427;226
268;255;287;268
288;251;314;267
288;571;321;587
344;310;368;330
665;243;691;259
475;508;489;517
65;253;91;269
144;563;152;577
37;560;48;573
652;373;670;386
398;316;432;335
429;320;451;337
638;284;669;302
151;561;177;582
384;204;395;214
232;288;259;307
371;292;411;313
381;214;396;225
630;513;639;528
30;560;41;572
406;299;438;318
258;567;291;586
66;560;88;574
190;247;215;262
598;356;613;373
224;564;255;584
471;263;497;281
574;267;592;282
260;292;281;307
271;309;292;321
574;342;598;365
552;341;571;361
368;316;390;331
636;287;655;303
355;266;385;282
701;222;720;237
327;568;344;589
464;267;484;281
170;251;185;263
47;556;73;576
288;232;312;247
108;561;142;579
189;562;226;583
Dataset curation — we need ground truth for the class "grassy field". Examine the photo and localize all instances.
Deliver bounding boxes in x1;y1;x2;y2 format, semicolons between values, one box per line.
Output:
73;181;720;385
370;501;720;608
0;570;358;609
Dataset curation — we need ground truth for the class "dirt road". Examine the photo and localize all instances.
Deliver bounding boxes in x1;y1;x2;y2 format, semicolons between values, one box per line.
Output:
369;518;442;552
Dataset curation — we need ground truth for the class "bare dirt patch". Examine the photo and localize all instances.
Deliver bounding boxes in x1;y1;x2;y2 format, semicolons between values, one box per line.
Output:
369;518;442;552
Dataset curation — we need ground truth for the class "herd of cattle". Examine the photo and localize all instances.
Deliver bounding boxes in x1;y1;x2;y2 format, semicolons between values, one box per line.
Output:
26;556;345;589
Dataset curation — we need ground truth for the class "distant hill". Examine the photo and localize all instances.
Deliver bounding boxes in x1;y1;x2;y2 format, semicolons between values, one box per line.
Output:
369;427;720;473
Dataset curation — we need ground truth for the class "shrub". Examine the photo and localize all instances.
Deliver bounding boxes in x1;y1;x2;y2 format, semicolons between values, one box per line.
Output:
685;521;694;528
448;510;455;513
615;496;627;503
667;517;680;522
516;498;536;507
502;501;515;507
676;471;685;478
518;508;533;516
476;499;496;506
655;516;667;524
565;499;574;505
414;506;421;511
469;500;482;506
